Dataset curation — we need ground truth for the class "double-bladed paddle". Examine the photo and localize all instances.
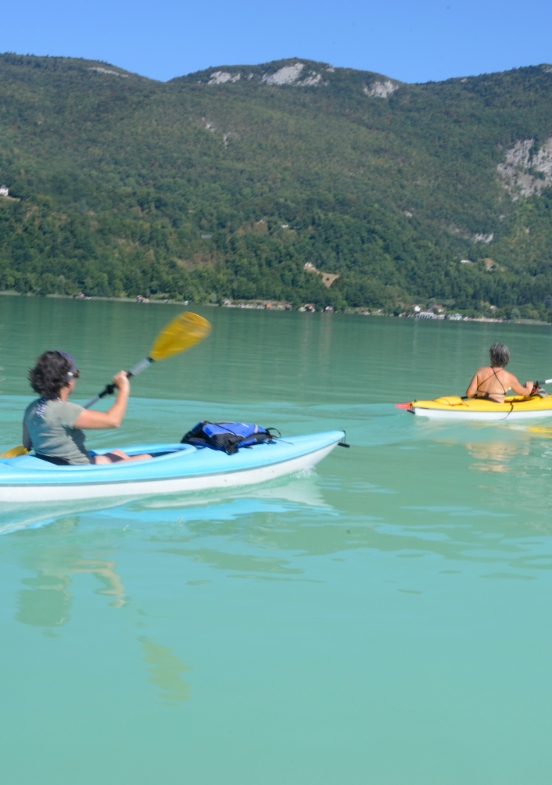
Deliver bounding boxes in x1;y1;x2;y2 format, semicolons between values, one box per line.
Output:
0;311;211;459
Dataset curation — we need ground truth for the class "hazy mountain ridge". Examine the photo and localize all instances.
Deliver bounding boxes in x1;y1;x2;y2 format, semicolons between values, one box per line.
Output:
1;53;552;316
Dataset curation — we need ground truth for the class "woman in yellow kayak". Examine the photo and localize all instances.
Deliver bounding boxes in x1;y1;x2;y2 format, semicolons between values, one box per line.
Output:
23;350;151;465
466;343;534;404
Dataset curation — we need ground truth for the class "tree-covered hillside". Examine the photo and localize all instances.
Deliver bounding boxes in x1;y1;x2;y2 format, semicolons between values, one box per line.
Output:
1;53;552;316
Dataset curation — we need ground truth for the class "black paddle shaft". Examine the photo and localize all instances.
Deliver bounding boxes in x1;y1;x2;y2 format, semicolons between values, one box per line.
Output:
84;357;154;409
97;372;133;400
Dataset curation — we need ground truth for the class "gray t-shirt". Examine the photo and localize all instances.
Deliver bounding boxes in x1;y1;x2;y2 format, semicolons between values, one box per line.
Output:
24;399;90;465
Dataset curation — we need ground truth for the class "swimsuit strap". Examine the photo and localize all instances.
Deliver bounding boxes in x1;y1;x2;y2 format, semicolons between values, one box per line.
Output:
477;367;507;396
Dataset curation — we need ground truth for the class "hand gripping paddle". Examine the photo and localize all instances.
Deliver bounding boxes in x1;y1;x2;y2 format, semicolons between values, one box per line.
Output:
83;311;211;409
0;311;211;459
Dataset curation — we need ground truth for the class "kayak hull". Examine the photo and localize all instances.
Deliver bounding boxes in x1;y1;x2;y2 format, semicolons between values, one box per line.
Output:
0;431;344;503
412;406;552;421
403;395;552;421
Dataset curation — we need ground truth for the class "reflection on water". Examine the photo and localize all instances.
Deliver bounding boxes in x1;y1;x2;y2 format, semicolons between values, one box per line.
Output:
14;517;125;628
10;515;191;707
16;556;125;627
0;497;137;536
17;571;71;628
525;425;552;437
140;639;191;705
465;441;530;473
159;546;306;580
0;470;333;537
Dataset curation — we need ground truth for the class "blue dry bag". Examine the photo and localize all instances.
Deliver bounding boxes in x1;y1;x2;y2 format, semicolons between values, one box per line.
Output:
181;422;280;455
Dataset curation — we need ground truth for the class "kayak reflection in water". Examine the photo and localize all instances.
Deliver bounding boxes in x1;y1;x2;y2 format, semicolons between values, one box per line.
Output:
22;350;152;465
466;342;534;404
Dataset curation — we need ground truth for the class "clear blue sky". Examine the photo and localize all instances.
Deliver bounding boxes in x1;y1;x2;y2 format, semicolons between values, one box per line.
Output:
2;0;551;84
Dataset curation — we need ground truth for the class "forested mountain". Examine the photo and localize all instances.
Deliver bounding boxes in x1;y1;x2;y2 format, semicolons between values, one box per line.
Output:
1;53;552;317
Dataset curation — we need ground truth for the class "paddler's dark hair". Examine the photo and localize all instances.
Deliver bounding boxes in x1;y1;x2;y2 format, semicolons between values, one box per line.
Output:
29;351;72;398
489;343;510;368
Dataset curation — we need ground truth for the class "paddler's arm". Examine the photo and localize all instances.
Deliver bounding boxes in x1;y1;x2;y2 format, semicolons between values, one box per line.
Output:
506;373;534;396
465;372;480;398
22;422;32;450
73;372;130;430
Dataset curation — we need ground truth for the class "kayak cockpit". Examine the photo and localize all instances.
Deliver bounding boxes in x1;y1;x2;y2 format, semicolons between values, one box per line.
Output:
0;443;197;470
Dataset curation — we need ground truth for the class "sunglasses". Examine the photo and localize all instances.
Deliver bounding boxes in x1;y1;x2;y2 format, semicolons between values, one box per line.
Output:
68;370;80;379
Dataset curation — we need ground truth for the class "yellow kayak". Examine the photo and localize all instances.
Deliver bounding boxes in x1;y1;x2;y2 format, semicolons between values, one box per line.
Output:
396;395;552;421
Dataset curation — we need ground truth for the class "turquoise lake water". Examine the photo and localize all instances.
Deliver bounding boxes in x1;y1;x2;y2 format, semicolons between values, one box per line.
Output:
1;297;552;784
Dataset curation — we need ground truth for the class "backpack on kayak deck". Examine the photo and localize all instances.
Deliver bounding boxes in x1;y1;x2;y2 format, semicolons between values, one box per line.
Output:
181;422;280;455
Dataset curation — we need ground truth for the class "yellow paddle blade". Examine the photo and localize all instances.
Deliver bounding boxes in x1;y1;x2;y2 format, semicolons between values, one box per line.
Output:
0;445;29;459
149;311;211;362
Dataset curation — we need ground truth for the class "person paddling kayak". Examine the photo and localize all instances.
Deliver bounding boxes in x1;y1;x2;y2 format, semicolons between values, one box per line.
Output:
466;343;533;404
23;351;151;465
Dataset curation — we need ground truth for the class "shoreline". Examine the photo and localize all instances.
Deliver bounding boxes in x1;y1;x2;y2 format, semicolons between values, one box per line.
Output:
0;290;549;325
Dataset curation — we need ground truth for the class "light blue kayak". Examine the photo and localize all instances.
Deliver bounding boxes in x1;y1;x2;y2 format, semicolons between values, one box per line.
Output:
0;431;345;502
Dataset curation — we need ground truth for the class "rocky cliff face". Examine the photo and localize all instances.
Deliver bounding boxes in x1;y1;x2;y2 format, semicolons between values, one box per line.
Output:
498;138;552;199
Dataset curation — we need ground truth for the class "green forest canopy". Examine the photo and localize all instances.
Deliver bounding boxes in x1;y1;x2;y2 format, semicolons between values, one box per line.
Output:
1;53;552;318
